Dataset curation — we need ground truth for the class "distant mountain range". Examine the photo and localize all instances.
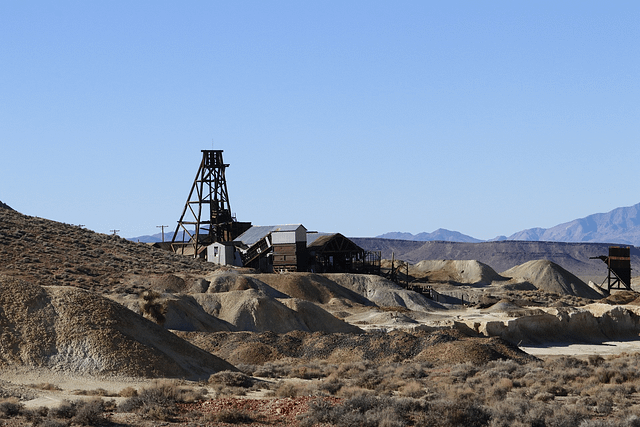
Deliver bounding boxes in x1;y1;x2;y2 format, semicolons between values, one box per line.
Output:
377;202;640;247
377;229;482;243
130;230;179;243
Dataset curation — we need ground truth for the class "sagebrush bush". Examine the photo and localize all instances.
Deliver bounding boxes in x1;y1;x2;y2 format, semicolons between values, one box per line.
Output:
72;398;105;426
117;381;204;420
0;399;23;418
209;371;255;388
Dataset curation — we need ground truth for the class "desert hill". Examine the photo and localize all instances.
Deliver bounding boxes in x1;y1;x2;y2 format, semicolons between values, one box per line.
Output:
0;274;233;379
0;204;218;292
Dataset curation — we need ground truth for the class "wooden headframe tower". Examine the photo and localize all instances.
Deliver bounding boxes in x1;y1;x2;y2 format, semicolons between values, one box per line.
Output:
171;150;235;257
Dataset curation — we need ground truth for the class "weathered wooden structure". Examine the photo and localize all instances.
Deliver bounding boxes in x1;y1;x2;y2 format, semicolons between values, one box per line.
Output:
171;150;251;257
307;232;380;274
591;246;632;290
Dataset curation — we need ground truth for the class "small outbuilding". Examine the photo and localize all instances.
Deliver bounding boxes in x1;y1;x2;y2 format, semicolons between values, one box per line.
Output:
207;241;242;267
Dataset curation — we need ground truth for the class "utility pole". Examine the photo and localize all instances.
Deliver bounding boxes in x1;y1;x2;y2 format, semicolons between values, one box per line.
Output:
110;229;120;236
156;225;169;242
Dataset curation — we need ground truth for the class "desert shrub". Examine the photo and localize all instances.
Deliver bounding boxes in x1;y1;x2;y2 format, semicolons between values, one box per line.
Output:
210;409;254;424
318;378;344;395
209;371;255;388
139;290;166;325
0;398;23;418
489;398;545;427
398;381;424;398
290;364;326;379
488;378;513;400
484;359;521;379
235;363;257;376
336;386;375;398
118;387;138;397
449;362;479;381
72;398;105;426
31;383;62;391
392;364;428;380
300;395;428;427
352;370;384;390
117;381;202;420
271;381;312;398
38;418;69;427
49;401;76;419
588;355;605;367
423;399;490;427
253;360;294;378
545;356;587;371
299;395;399;427
335;361;370;379
73;388;114;397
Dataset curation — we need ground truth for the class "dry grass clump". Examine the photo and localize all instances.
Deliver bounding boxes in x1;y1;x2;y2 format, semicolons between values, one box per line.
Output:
118;386;138;397
73;388;117;397
117;381;205;421
207;370;261;396
30;383;62;391
0;398;23;418
206;408;256;424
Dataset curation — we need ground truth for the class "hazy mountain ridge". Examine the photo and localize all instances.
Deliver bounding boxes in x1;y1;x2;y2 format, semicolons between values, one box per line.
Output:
518;203;640;245
378;203;640;247
376;228;482;243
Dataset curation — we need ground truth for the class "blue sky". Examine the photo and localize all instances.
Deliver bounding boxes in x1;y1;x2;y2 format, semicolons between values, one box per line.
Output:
1;1;638;240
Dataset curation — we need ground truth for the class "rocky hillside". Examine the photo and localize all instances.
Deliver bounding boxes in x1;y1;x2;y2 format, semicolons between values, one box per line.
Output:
0;203;217;293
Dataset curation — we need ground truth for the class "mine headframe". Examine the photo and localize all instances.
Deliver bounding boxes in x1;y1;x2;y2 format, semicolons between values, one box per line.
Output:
171;150;249;258
590;246;632;291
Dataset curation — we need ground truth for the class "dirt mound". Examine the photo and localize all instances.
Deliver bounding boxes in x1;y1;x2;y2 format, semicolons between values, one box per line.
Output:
204;271;287;298
412;260;505;285
162;296;237;332
325;273;444;311
0;275;234;379
414;335;526;366
150;274;187;293
191;290;361;334
501;260;602;299
280;299;362;333
176;329;536;366
249;273;370;305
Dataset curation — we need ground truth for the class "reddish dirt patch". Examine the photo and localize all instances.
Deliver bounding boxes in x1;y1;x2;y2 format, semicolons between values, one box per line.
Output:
178;396;342;426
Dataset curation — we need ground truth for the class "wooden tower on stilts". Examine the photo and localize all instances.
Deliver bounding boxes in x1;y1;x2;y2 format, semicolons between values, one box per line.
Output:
171;150;250;258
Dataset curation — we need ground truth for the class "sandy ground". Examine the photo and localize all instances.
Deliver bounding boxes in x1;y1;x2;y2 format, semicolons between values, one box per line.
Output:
0;366;156;408
522;341;640;357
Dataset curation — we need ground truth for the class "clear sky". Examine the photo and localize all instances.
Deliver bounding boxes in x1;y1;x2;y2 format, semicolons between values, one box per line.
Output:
1;1;639;240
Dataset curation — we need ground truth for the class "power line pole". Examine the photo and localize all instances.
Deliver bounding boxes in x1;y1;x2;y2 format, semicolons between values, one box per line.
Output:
110;229;120;236
156;225;169;242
